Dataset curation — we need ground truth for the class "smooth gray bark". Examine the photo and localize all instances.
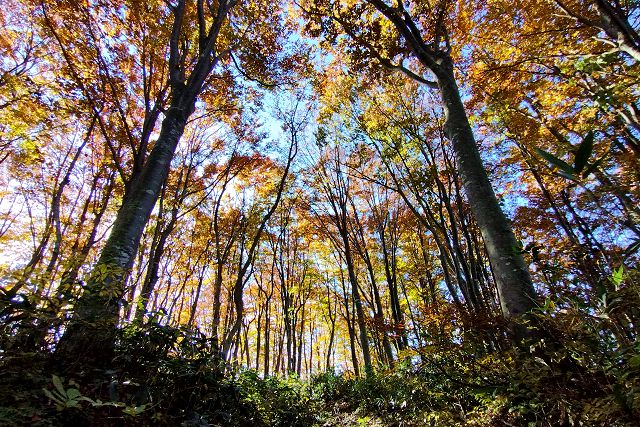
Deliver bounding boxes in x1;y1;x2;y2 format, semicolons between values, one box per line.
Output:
55;110;188;366
55;0;237;367
433;60;537;320
360;0;537;334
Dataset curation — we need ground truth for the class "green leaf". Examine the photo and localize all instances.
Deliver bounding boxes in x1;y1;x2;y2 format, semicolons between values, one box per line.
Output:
52;375;66;397
581;153;607;179
557;170;578;181
535;148;574;175
573;131;594;174
611;265;624;288
624;239;640;255
67;400;82;409
123;404;148;416
79;396;98;405
66;388;82;400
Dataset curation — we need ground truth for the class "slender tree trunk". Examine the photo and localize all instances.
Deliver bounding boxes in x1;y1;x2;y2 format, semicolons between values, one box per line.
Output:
325;286;337;371
380;225;407;351
187;263;208;328
339;267;360;376
135;201;176;322
243;321;251;368
351;203;395;364
59;172;115;294
296;301;306;376
255;296;263;372
341;226;372;373
264;300;271;376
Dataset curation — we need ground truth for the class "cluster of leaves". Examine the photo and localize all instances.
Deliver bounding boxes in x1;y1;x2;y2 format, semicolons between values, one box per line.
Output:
0;318;323;426
0;351;56;426
2;295;640;426
307;293;640;426
310;365;466;426
235;370;318;426
535;131;602;182
488;298;640;427
0;285;76;355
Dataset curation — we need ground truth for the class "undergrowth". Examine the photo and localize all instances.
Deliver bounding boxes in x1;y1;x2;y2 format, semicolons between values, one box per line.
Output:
1;298;639;426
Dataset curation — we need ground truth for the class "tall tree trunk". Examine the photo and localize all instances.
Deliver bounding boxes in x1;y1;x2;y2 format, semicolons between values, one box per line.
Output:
221;140;297;359
434;60;537;327
360;0;537;339
56;110;188;367
341;229;372;374
325;285;337;371
379;223;407;351
55;0;237;367
350;202;395;365
264;298;271;376
339;267;360;377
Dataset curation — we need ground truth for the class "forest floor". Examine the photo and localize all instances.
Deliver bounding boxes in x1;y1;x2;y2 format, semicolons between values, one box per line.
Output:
318;403;387;427
1;318;640;426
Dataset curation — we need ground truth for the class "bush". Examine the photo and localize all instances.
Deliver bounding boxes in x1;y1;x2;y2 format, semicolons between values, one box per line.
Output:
235;370;318;426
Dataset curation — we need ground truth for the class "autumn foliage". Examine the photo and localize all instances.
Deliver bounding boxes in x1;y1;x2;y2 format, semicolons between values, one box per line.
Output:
0;0;639;425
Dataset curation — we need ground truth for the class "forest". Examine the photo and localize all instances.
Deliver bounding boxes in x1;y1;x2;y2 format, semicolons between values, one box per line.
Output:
0;0;639;425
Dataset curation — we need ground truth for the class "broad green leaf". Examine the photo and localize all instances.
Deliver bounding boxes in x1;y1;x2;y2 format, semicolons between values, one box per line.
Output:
66;388;82;400
573;131;594;174
535;148;574;175
52;375;66;397
581;153;607;179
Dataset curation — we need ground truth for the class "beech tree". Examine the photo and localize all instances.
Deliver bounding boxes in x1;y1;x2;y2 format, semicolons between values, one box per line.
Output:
2;0;638;386
55;0;297;366
298;0;538;334
311;139;374;373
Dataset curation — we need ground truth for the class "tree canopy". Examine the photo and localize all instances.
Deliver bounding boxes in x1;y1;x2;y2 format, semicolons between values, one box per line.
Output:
1;0;639;425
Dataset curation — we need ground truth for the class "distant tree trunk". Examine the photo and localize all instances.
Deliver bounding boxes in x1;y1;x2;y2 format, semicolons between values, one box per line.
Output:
58;171;115;294
325;284;337;371
188;260;210;328
255;299;263;372
211;157;243;350
379;220;408;351
306;315;314;378
263;272;274;376
221;140;297;359
7;116;95;299
243;320;251;367
274;323;285;375
350;203;395;365
318;146;373;373
342;233;372;374
339;266;360;377
43;119;96;282
135;186;178;322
